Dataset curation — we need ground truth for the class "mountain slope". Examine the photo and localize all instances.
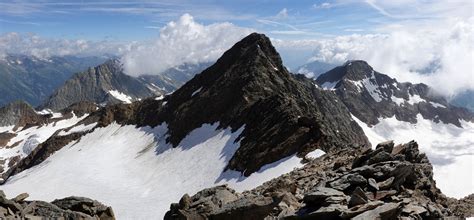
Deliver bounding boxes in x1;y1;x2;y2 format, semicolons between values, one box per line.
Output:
41;60;162;111
0;55;108;107
315;60;473;127
315;60;474;198
165;141;472;219
86;33;369;175
1;33;369;219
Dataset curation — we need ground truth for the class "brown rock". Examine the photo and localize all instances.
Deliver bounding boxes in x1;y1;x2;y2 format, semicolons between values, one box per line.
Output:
12;193;29;202
349;187;368;208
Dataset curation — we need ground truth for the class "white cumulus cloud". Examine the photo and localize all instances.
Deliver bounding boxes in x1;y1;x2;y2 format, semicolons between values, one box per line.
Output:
120;14;254;76
0;32;126;59
280;17;474;97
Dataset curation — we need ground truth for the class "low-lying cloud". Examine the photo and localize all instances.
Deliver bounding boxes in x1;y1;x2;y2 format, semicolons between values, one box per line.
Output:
278;17;474;97
0;32;126;59
120;14;254;76
1;14;471;98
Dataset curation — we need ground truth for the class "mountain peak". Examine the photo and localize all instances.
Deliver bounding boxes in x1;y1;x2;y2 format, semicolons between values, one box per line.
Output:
213;32;285;76
316;60;374;84
103;32;370;176
314;60;473;126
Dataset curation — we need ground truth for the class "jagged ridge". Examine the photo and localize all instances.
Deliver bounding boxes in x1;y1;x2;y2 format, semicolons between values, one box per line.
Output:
164;141;473;219
316;60;473;126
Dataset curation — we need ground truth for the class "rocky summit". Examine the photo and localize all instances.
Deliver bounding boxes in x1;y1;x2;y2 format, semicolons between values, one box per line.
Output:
164;141;473;219
40;59;162;111
315;60;473;127
0;190;114;219
80;33;369;176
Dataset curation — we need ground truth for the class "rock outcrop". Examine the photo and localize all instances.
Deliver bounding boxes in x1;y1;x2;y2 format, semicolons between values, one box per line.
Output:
315;60;474;127
0;191;114;219
80;33;370;176
41;59;161;111
164;141;472;219
0;101;46;128
0;54;108;107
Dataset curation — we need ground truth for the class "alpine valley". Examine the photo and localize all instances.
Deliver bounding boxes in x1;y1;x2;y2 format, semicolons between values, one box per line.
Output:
0;33;472;220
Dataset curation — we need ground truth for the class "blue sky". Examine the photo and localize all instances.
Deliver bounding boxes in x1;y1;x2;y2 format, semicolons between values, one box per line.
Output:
0;0;472;96
0;0;398;41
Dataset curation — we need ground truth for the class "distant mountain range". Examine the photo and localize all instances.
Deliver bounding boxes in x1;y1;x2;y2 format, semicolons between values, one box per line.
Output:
40;59;162;111
0;54;110;107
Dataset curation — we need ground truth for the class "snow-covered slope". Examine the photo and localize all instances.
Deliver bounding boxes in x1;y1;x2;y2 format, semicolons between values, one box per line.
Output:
0;112;89;181
352;114;474;199
1;122;324;219
314;60;474;199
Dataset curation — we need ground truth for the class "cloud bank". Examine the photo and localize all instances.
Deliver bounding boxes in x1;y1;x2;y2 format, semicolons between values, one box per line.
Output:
277;18;473;97
0;32;126;59
120;14;254;76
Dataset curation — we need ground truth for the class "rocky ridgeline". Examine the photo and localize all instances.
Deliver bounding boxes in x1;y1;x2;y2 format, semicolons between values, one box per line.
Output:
315;60;473;127
164;141;473;219
0;191;114;219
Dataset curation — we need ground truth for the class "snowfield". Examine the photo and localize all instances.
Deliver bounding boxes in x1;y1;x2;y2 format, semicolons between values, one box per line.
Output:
108;90;133;103
1;122;325;219
352;114;474;199
0;113;88;177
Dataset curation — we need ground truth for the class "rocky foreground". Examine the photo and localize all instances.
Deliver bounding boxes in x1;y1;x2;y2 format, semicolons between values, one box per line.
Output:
165;141;473;219
0;191;115;219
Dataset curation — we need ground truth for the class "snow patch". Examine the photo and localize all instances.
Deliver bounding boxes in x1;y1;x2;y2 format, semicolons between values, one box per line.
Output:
36;109;62;118
391;96;405;106
429;101;446;108
352;114;474;199
154;95;164;101
306;149;326;159
361;71;383;102
58;123;97;136
220;148;325;192
406;94;424;105
0;113;88;174
0;126;14;133
1;122;322;219
108;90;133;104
191;87;202;97
321;81;339;90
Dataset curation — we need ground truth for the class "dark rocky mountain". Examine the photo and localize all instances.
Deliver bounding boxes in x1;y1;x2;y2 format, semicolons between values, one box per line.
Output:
315;60;474;127
0;54;109;107
139;62;212;93
40;59;162;111
80;33;369;176
1;33;370;184
0;32;472;219
0;101;45;128
296;60;336;79
0;191;114;219
165;141;473;219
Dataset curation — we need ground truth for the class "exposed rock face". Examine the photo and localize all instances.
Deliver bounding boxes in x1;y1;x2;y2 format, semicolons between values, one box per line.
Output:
315;60;473;127
0;191;114;219
41;59;162;111
447;194;474;218
60;101;99;117
0;100;99;184
81;33;369;176
0;101;46;127
165;141;472;219
0;54;108;107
